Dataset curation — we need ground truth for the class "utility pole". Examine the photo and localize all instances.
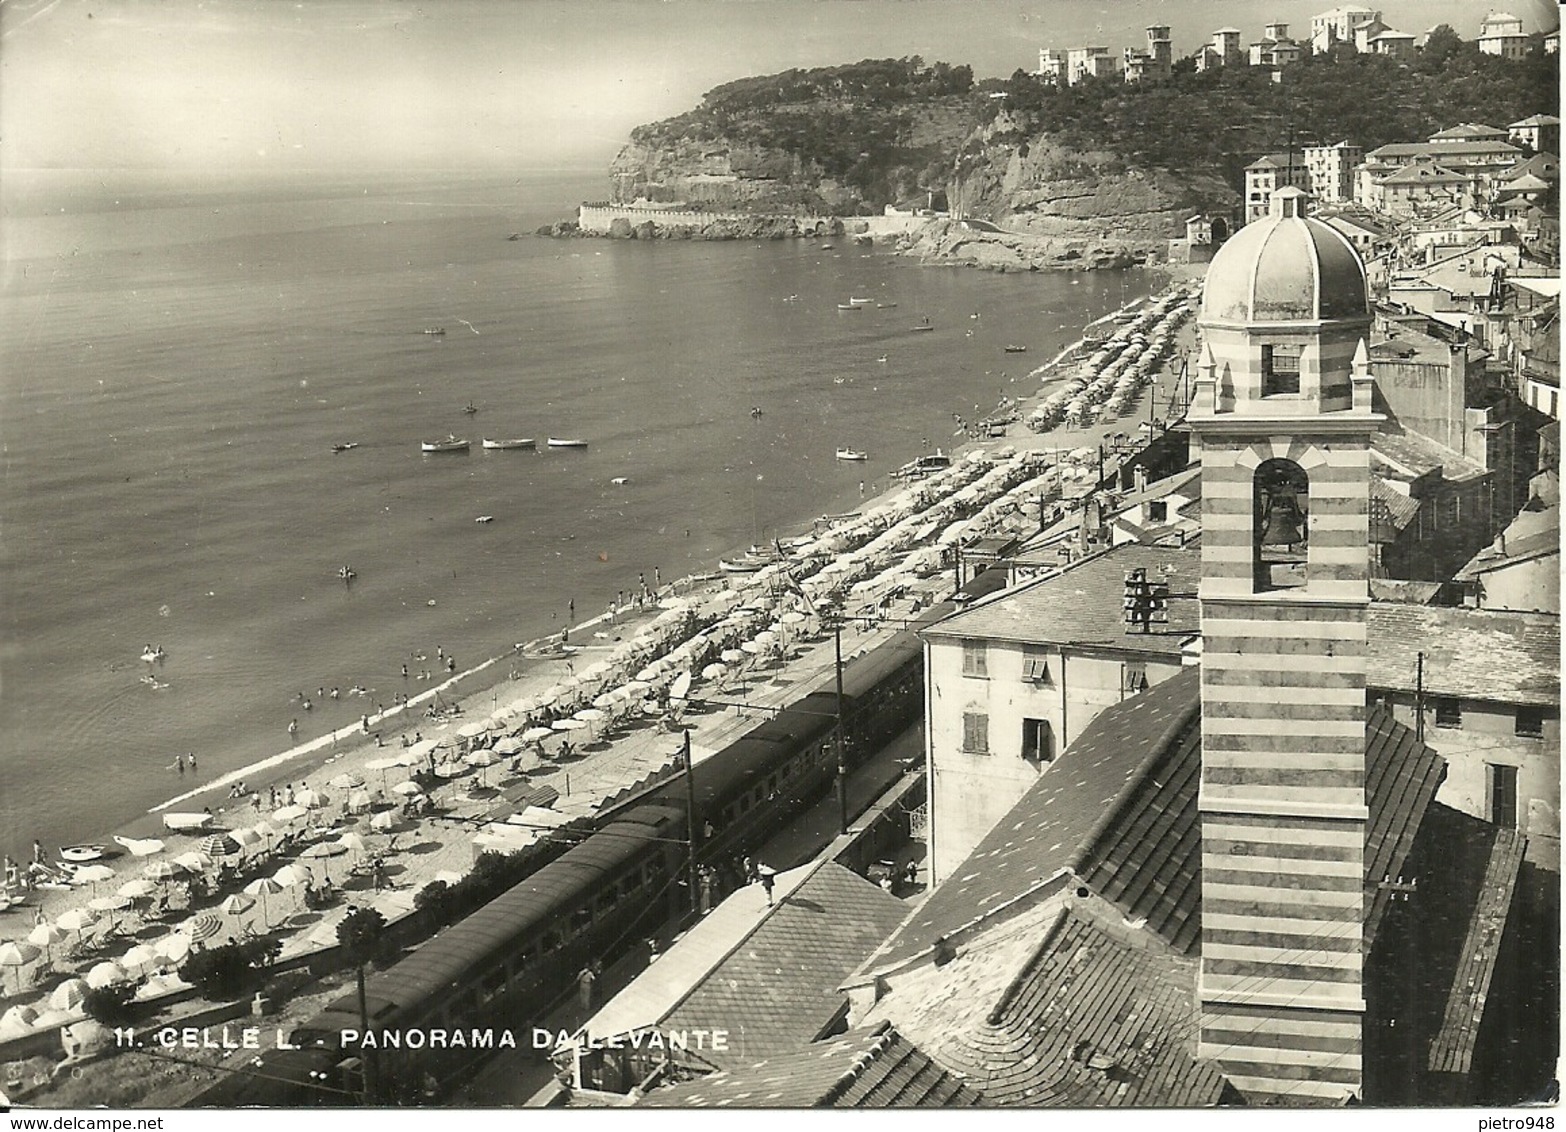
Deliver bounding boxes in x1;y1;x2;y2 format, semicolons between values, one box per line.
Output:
834;619;849;835
681;729;700;916
1415;652;1425;744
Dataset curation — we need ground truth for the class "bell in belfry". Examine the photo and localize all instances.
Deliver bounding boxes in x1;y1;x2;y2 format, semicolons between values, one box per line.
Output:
1260;489;1305;551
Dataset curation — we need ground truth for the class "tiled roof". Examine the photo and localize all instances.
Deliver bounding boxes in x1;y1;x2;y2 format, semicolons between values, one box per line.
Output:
1372;428;1488;482
1431;123;1506;140
931;906;1227;1107
1454;504;1561;584
862;666;1446;971
661;862;908;1068
1365;803;1525;1094
1366;604;1560;706
925;541;1201;657
1370;141;1520;159
859;669;1202;974
636;1023;984;1107
1368;579;1443;604
1370;477;1421;535
588;861;905;1069
1379;163;1469;186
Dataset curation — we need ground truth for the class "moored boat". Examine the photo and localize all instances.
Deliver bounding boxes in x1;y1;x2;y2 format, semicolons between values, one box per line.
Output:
836;303;862;311
481;438;536;450
848;297;872;306
332;442;359;453
547;438;588;448
719;543;788;573
836;448;869;462
163;812;214;833
59;845;106;863
421;436;470;453
423;327;446;335
1003;344;1028;353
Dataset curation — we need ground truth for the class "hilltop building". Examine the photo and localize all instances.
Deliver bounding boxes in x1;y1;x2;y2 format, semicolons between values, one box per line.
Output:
1479;11;1531;58
1509;114;1561;155
1195;27;1244;71
1249;22;1304;68
1123;25;1174;83
1311;6;1384;53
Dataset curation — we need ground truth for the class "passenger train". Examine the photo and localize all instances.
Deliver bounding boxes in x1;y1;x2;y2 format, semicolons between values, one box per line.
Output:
187;576;1002;1106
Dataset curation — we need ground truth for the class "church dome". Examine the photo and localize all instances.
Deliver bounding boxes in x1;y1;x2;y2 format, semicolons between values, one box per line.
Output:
1201;188;1368;324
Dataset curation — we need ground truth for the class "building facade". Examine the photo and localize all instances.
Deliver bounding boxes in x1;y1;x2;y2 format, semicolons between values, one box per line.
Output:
1305;141;1365;204
1188;186;1380;1103
1479;11;1531;58
1310;5;1383;53
1245;153;1311;224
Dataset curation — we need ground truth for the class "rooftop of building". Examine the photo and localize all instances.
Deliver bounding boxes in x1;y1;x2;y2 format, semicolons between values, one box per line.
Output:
925;540;1201;656
1452;501;1562;590
1431;123;1509;141
1368;140;1522;159
858;665;1445;975
1371;426;1488;483
1365;602;1561;705
636;1022;984;1108
1246;152;1307;169
1512;114;1561;128
1377;163;1471;186
583;859;908;1069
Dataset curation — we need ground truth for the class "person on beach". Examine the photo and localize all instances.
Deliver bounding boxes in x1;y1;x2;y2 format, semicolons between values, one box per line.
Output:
188;753;196;772
288;719;299;736
437;646;444;661
176;754;185;775
447;658;456;673
269;786;278;809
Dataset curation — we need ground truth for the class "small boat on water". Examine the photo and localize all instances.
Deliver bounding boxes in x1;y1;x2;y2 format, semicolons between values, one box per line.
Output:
421;436;470;453
836;303;863;311
475;515;494;524
59;845;106;864
547;438;588;449
332;442;359;453
482;438;536;450
337;566;357;581
163;812;214;834
720;543;788;573
462;402;478;414
140;646;165;663
1004;344;1029;354
848;297;873;306
893;450;953;479
910;318;934;333
836;448;869;462
423;327;446;336
877;302;898;309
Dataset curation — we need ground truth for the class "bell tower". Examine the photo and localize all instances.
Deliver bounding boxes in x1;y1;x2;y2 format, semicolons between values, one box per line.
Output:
1188;187;1381;1104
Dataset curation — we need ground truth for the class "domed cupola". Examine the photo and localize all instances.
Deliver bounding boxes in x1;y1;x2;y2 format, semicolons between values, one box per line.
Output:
1201;187;1369;326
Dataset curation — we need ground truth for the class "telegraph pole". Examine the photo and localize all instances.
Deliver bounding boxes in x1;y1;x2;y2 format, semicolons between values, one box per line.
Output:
1415;652;1425;744
681;729;700;916
834;619;848;835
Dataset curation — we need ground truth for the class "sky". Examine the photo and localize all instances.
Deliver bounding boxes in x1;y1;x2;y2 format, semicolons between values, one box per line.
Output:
1;0;1556;176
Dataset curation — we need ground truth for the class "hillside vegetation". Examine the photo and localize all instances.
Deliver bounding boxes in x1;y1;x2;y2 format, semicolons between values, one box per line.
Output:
600;36;1555;260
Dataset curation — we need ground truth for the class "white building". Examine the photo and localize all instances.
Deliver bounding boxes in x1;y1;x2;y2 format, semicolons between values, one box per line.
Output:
1305;140;1365;203
1311;5;1383;53
1479;11;1531;58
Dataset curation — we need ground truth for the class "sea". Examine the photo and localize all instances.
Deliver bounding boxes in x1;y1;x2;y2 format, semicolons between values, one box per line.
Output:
0;167;1155;858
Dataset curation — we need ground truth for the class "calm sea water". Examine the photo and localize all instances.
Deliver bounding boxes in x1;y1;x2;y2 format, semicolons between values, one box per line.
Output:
0;169;1151;855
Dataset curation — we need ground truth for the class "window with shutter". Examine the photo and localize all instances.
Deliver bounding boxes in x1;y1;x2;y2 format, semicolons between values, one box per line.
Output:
962;712;990;754
1124;663;1149;693
962;641;988;678
1022;649;1052;683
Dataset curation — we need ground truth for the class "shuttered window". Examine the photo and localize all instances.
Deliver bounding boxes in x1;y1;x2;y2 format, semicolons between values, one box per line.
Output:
962;712;990;754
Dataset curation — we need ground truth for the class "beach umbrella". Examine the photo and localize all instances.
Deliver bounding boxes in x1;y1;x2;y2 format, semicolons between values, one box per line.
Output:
113;835;166;858
550;719;585;732
243;877;283;925
271;863;309;890
779;611;807;625
493;736;523;756
457;722;488;741
0;941;41;995
328;772;365;790
701;663;727;681
634;661;664;682
88;894;131;913
294;789;329;810
740;640;763;655
365;756;404;772
623;680;652;696
48;978;89;1013
572;708;606;724
1;1004;39;1031
56;908;99;935
407;738;441;761
154;934;191;964
187;913;224;944
218;894;255;932
251;820;279;840
300;841;346;882
271;804;309;824
28;923;66;952
335;833;367;856
348;789;373;812
172;851;213;874
521;727;553;744
433;759;469;778
197;834;241;859
121;942;159;971
85;960;129;989
720;648;745;664
231;828;265;850
391;780;424;797
73;864;115;887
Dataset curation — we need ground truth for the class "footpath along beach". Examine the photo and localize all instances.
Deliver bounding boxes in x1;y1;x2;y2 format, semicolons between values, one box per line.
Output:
0;274;1202;1106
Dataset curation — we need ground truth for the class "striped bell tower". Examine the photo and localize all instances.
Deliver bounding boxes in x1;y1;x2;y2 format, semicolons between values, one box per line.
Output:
1188;187;1380;1105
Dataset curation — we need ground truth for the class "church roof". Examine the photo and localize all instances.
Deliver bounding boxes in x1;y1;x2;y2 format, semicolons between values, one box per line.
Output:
1201;189;1369;324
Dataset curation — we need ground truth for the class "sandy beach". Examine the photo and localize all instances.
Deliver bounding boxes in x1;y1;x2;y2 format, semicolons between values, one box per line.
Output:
0;273;1201;1107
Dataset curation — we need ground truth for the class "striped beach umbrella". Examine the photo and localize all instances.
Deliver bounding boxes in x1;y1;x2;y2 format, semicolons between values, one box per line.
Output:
0;941;41;995
187;913;224;944
197;834;241;859
243;876;284;925
48;977;89;1012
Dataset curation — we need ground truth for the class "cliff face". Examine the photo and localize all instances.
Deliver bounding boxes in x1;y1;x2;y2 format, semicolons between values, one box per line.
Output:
609;139;862;214
604;116;1239;266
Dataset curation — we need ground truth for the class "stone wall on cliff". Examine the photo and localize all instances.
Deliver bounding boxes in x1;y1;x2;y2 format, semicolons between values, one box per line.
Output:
609;140;867;215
